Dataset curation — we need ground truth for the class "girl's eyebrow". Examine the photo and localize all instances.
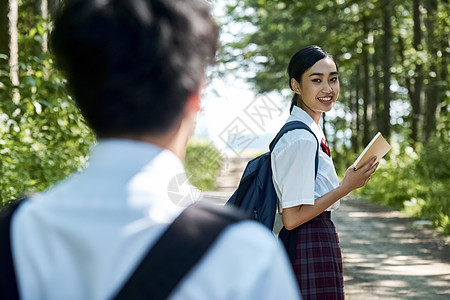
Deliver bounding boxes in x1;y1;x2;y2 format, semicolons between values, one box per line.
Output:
309;71;339;77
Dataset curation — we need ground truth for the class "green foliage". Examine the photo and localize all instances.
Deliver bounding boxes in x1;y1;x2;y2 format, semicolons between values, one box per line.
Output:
0;20;95;205
184;141;222;191
331;143;355;176
359;137;450;234
222;0;448;143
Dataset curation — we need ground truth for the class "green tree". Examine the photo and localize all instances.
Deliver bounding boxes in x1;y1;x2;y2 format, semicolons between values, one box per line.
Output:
410;0;425;144
222;0;448;150
0;0;95;204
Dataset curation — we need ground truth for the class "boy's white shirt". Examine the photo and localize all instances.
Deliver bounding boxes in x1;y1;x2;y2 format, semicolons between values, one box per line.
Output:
12;139;301;300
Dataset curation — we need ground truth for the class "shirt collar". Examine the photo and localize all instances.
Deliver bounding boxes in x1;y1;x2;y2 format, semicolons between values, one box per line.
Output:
86;139;199;212
288;106;325;141
91;138;166;167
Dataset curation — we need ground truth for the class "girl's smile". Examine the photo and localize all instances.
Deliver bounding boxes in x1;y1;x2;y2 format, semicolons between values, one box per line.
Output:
292;57;340;123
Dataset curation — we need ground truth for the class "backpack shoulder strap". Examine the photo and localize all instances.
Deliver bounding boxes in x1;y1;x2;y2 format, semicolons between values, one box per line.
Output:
0;198;27;300
114;202;247;300
269;120;319;178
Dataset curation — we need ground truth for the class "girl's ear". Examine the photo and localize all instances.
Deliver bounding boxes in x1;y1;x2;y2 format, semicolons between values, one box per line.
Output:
291;78;301;95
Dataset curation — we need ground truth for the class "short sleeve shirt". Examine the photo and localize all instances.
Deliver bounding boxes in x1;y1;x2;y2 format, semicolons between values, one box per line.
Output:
271;106;340;211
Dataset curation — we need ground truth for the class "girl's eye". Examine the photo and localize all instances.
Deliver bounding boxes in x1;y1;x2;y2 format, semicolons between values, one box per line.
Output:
331;77;338;82
312;79;321;83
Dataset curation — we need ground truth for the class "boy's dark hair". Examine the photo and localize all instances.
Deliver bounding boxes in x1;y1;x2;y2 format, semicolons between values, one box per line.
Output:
51;0;218;137
287;45;337;113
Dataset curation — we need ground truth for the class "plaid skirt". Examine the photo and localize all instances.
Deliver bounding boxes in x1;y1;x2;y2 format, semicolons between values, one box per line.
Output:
279;211;344;300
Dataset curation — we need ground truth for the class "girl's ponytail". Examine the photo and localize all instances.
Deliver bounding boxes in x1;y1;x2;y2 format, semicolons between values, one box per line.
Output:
290;94;298;113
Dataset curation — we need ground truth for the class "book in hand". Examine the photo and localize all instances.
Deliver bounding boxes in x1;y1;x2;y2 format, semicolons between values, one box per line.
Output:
353;132;392;169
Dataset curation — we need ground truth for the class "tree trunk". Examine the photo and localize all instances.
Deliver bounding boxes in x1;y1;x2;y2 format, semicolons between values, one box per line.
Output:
362;17;372;146
9;0;20;104
41;0;48;52
398;35;417;143
423;0;439;141
373;41;383;132
352;65;361;154
40;0;50;79
410;0;425;144
382;0;392;139
438;0;449;140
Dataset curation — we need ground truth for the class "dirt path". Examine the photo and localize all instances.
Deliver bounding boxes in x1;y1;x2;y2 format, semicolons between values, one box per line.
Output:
333;197;450;299
203;154;450;299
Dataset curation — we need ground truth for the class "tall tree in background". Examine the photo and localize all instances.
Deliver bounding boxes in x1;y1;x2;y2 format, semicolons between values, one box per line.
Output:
382;0;392;138
8;0;19;104
373;39;383;133
362;15;373;146
411;0;424;143
351;65;361;154
33;0;49;50
222;0;448;153
35;0;50;78
423;0;439;141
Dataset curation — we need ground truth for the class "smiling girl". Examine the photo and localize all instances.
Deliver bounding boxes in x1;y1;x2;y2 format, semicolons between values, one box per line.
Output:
271;46;378;299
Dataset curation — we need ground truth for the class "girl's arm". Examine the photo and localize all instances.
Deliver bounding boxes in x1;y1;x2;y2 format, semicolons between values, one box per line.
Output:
282;156;379;230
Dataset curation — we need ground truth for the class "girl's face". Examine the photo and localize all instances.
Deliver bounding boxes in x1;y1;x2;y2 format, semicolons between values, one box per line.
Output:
293;57;339;123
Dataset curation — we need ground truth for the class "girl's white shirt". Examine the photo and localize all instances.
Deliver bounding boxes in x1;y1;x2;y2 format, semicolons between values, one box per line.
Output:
271;106;340;211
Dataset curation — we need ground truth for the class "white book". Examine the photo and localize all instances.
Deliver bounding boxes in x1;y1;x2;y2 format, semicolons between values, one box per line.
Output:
353;132;392;169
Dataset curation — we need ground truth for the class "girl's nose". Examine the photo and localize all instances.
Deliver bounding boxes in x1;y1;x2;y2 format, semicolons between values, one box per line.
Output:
322;82;333;92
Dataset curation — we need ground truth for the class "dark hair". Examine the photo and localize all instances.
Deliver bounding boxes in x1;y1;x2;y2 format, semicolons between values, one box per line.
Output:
51;0;218;137
287;45;335;113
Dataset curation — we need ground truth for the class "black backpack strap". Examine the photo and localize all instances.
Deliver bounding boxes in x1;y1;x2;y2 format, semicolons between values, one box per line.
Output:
269;120;319;178
114;202;247;300
0;198;27;300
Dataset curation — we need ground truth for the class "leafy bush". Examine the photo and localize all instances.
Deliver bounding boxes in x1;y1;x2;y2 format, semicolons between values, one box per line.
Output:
358;137;450;234
184;140;221;191
0;25;95;205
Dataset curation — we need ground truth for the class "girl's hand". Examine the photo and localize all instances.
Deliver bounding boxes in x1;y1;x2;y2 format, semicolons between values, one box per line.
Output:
283;157;379;230
339;156;379;193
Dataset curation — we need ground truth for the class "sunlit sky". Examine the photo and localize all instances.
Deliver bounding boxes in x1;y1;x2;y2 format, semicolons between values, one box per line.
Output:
194;77;291;152
193;1;291;153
